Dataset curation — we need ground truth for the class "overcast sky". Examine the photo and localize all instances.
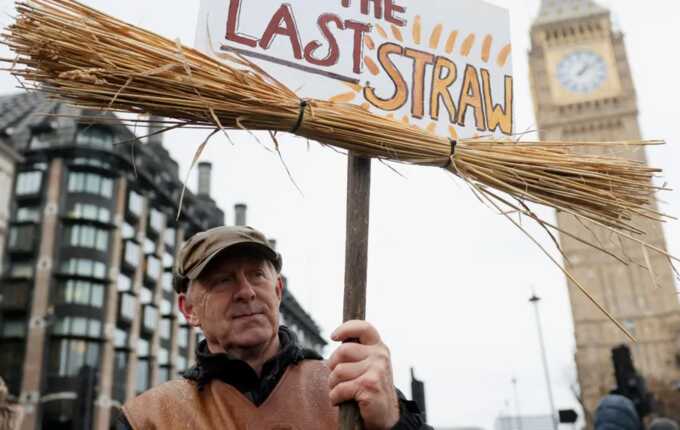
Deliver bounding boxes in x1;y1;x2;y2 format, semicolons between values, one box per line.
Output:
1;1;679;428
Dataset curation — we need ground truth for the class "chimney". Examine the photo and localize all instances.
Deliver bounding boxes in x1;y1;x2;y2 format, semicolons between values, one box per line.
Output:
197;162;212;197
234;204;247;226
148;115;165;146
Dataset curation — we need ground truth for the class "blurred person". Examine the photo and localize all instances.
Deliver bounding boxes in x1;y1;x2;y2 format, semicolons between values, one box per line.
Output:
594;394;642;430
119;225;430;429
0;378;23;430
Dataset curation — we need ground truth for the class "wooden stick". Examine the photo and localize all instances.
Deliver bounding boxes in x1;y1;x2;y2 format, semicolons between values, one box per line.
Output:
340;153;371;430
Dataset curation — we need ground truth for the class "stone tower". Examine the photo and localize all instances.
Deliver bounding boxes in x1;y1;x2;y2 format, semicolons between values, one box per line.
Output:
528;0;680;420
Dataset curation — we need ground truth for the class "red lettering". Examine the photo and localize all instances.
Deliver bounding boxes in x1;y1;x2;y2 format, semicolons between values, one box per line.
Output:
259;4;303;59
304;14;344;67
385;0;407;26
361;0;383;19
226;0;258;47
344;20;371;74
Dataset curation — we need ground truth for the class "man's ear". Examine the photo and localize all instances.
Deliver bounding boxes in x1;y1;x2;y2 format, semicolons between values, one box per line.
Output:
178;292;201;328
275;276;284;301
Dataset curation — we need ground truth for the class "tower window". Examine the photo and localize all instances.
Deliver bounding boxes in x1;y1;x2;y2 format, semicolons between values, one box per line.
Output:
15;171;43;196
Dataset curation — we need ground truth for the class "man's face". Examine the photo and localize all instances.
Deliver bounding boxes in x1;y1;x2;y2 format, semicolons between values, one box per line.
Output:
180;252;283;353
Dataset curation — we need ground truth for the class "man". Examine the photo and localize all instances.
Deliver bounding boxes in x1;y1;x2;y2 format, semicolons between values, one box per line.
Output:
121;225;430;429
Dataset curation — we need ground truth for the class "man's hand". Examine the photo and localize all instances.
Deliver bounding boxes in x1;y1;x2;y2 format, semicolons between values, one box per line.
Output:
328;320;400;430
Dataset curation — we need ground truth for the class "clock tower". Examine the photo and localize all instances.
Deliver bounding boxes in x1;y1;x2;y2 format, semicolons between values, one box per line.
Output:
529;0;680;421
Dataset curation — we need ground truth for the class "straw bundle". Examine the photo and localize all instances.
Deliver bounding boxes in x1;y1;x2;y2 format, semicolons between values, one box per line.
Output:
2;0;677;337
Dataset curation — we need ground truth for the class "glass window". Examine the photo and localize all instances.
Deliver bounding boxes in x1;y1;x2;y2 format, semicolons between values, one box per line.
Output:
146;256;161;280
177;327;189;349
15;171;43;196
119;293;136;322
0;282;31;308
53;316;102;338
159;319;171;340
164;228;176;248
160;299;172;316
114;328;128;349
144;238;156;256
9;263;33;279
124;241;141;267
48;339;100;377
162;252;174;269
158;348;169;366
61;259;107;279
76;126;114;149
56;280;105;308
8;225;36;253
128;191;144;217
149;209;165;233
117;274;132;292
112;351;128;402
139;287;153;305
176;355;187;371
122;222;136;240
67;172;113;198
137;338;150;357
143;306;159;332
64;224;109;252
158;367;170;384
69;203;111;223
1;319;26;338
16;206;41;223
30;130;59;149
161;273;174;293
135;358;150;393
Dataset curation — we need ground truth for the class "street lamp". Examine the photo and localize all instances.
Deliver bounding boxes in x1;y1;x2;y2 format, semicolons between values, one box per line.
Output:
529;292;558;430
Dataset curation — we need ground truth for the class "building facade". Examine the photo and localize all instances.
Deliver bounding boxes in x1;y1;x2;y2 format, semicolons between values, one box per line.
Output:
0;93;325;430
0;139;22;270
528;0;680;420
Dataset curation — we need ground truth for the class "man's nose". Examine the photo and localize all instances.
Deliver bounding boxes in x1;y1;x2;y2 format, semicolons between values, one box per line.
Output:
233;275;256;301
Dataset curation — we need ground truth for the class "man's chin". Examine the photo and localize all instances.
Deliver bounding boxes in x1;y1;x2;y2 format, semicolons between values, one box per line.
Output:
231;328;275;349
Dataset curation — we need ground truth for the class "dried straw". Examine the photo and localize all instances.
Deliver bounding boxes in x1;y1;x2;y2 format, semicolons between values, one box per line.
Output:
2;0;677;339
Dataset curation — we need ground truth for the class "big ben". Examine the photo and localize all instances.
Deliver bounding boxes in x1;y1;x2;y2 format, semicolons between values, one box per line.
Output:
528;0;680;421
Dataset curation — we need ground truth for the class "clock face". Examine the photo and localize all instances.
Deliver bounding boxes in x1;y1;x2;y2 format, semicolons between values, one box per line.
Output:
556;50;608;94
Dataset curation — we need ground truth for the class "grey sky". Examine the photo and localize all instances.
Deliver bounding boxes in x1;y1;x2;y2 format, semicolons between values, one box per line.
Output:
1;1;678;428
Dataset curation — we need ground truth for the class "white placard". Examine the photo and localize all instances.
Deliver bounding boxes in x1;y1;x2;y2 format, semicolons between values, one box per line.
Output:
196;0;514;140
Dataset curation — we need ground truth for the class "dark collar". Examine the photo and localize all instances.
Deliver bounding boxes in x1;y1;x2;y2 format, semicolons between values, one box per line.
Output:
183;326;322;401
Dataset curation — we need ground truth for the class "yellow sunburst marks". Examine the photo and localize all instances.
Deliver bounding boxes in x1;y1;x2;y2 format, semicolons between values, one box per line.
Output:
460;34;476;56
413;15;422;45
365;35;375;50
391;25;404;42
445;31;459;54
481;35;493;63
496;43;512;67
429;24;443;50
375;23;388;39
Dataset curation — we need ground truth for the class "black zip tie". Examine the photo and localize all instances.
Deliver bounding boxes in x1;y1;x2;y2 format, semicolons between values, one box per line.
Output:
443;139;458;168
289;99;309;133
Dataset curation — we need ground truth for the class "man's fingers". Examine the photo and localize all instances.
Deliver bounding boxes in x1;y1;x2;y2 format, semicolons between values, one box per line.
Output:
328;379;360;407
328;360;370;389
331;320;381;345
327;342;369;370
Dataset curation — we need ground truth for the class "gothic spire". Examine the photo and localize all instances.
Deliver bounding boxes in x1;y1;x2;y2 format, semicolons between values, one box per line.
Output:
534;0;608;25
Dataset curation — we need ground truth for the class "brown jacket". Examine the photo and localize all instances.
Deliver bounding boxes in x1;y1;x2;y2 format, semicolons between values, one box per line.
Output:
123;360;338;430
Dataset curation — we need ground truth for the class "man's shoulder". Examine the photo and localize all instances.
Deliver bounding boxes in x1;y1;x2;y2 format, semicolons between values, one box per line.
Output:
124;379;197;409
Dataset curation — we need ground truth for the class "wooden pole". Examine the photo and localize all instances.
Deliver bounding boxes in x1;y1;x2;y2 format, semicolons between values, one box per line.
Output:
339;153;371;430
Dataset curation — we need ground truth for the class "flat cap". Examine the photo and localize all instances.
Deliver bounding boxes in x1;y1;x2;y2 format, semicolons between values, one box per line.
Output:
173;225;282;293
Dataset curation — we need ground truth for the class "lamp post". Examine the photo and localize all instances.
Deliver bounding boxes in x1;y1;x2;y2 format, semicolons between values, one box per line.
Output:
529;292;558;430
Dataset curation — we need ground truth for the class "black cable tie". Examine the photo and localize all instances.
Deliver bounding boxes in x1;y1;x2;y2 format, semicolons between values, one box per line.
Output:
444;139;458;168
289;99;309;133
